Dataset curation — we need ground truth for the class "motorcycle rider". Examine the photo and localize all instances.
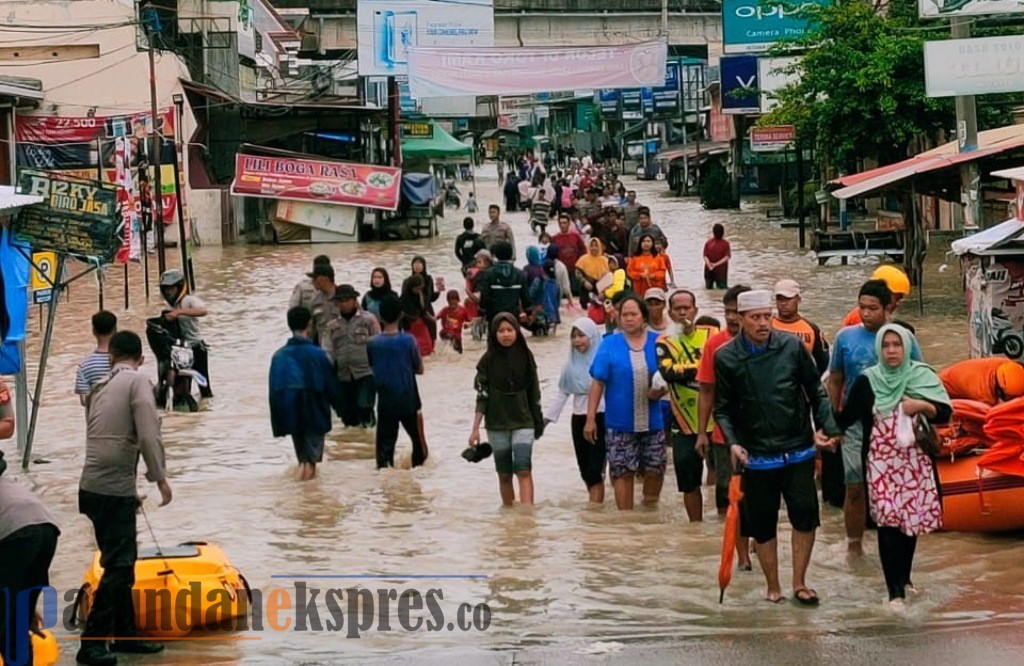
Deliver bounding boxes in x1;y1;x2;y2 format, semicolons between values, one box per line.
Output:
159;269;213;399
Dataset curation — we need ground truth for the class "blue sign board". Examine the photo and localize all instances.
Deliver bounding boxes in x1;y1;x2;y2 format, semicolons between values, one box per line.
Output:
722;0;830;54
720;55;760;114
650;61;680;114
598;89;619;116
621;89;643;120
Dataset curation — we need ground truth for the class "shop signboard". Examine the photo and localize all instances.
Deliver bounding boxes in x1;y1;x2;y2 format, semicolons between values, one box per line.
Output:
924;35;1024;97
750;125;795;152
356;0;495;77
920;0;1024;17
720;55;760;114
230;154;402;211
722;0;831;53
13;170;120;263
598;89;619;116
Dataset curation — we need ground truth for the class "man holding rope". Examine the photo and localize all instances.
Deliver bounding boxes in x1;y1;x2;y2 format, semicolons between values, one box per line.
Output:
77;331;171;666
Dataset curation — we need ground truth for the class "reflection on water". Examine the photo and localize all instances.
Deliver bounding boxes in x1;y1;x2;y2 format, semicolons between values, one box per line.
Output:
8;168;1024;663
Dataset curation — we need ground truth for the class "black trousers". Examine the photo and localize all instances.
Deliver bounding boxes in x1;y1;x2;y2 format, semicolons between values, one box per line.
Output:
0;523;59;666
376;411;428;469
820;447;846;508
571;413;606;488
877;526;918;600
78;490;140;639
338;376;375;427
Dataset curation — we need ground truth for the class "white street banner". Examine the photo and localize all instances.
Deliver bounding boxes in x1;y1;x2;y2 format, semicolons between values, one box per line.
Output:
407;41;668;98
925;35;1024;97
758;56;801;113
357;0;494;77
920;0;1024;18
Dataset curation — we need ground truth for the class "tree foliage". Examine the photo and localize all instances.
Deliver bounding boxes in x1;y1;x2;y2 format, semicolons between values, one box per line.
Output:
761;0;955;171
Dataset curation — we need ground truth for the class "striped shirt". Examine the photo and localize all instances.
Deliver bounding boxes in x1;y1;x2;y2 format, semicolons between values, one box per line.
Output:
75;351;111;395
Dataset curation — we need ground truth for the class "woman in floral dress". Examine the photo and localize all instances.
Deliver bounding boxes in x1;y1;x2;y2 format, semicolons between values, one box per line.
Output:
836;324;952;606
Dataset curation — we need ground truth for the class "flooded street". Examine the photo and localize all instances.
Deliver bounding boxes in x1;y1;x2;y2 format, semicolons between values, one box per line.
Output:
8;167;1024;664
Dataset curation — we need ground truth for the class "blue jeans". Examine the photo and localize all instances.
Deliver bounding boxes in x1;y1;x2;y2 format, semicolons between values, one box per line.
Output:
487;428;534;474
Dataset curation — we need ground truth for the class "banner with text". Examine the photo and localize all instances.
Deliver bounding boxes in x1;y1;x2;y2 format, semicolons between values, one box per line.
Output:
925;35;1024;97
722;0;831;53
407;40;668;98
15;110;180;230
230;155;402;211
919;0;1024;17
356;0;495;77
13;170;120;263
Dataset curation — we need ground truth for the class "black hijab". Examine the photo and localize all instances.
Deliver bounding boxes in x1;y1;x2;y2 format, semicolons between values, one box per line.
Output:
399;274;426;318
411;255;437;305
367;267;395;300
478;312;536;394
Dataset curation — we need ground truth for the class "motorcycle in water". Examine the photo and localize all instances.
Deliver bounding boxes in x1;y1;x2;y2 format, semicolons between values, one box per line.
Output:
443;179;461;210
145;312;208;412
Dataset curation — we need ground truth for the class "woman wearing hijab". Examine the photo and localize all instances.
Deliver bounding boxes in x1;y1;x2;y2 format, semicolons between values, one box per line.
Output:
361;267;397;321
836;324;952;607
575;237;611;307
410;256;440;340
545;318;606;503
523;246;546;284
399;275;435;358
468;313;545;507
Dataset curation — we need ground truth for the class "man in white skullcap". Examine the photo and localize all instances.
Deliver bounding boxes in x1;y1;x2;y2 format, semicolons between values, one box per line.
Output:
712;289;841;606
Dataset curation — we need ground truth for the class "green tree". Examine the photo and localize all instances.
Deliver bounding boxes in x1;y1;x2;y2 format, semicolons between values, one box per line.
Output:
761;0;954;172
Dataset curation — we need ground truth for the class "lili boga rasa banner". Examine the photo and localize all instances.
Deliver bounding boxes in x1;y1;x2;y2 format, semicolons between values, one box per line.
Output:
407;40;668;98
230;154;402;211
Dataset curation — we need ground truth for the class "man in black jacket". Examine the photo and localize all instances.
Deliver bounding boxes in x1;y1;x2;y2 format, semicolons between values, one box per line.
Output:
713;289;840;606
478;241;527;321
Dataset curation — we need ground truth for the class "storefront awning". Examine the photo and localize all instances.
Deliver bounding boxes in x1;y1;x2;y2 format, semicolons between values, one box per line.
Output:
656;141;730;162
830;124;1024;200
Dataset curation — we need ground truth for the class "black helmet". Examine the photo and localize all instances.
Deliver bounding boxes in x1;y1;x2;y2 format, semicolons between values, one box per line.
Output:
159;269;187;306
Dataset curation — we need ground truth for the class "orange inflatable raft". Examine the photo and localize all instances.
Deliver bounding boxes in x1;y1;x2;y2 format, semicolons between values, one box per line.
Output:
74;541;250;638
937;455;1024;532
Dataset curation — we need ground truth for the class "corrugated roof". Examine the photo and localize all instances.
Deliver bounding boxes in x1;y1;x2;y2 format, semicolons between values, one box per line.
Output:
0;186;43;214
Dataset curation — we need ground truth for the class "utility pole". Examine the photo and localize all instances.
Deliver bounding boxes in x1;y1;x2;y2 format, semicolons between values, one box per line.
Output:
952;17;980;230
661;0;668;35
146;4;166;275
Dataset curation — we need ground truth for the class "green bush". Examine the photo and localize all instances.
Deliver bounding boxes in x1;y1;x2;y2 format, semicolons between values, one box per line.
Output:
699;160;739;210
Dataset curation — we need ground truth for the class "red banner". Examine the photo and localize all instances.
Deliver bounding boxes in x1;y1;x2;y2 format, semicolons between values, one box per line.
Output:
230;154;401;211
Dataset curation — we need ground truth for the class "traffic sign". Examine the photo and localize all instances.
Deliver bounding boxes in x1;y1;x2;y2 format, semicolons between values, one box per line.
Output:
32;289;53;305
31;251;57;291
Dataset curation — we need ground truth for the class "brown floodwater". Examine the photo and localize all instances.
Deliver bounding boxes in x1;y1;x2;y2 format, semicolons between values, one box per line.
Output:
6;168;1024;664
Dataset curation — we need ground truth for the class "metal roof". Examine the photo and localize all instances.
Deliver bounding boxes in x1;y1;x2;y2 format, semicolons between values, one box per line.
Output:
0;186;43;214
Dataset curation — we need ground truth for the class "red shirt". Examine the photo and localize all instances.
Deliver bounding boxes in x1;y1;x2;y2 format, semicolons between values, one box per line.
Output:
696;329;734;445
551;232;587;273
702;238;731;281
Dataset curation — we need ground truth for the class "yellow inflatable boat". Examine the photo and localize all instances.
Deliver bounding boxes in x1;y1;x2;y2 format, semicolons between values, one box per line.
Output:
0;628;59;666
74;541;250;637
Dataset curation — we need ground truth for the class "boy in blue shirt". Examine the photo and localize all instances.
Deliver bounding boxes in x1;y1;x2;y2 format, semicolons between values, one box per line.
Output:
269;306;342;481
367;296;428;469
